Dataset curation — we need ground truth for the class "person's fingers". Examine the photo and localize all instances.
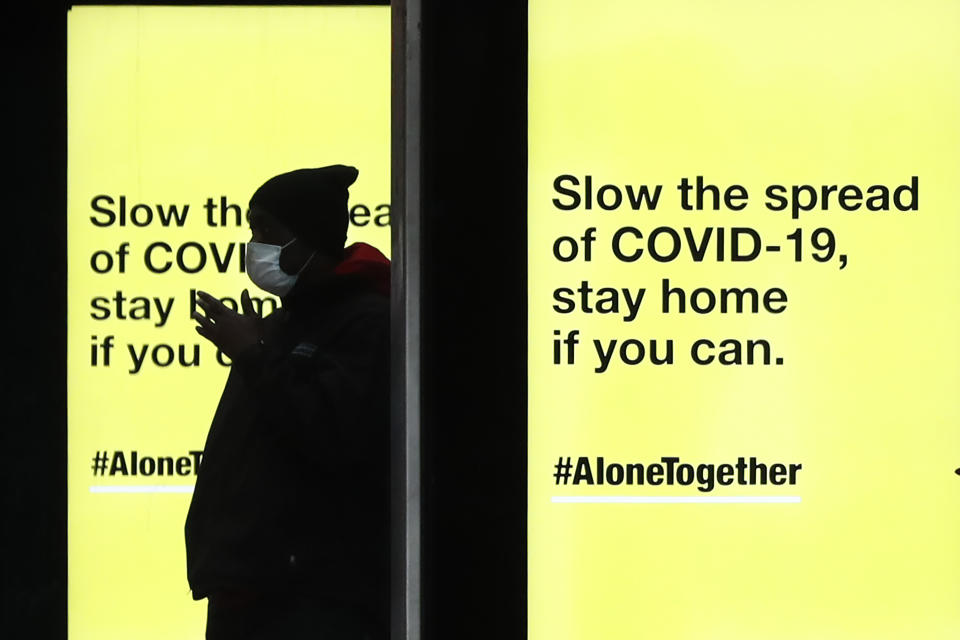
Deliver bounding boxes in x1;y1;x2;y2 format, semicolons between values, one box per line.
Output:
192;310;216;335
196;290;228;318
240;289;257;316
194;292;213;316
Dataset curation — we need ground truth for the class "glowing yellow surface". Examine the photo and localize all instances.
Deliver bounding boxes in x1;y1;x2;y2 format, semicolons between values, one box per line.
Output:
529;2;959;638
67;6;389;639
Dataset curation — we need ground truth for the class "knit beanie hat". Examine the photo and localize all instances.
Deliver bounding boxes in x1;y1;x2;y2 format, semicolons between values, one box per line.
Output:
249;164;359;258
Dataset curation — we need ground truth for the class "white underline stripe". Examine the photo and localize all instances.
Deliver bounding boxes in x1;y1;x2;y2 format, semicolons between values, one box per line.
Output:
90;485;195;494
552;496;801;504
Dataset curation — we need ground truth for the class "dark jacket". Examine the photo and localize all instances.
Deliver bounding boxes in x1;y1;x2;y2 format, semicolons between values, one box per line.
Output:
184;245;390;625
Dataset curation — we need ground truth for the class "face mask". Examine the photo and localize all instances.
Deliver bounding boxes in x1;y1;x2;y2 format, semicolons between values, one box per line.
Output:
245;239;315;296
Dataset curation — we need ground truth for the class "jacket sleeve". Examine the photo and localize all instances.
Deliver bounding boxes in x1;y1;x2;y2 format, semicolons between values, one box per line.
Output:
229;307;390;466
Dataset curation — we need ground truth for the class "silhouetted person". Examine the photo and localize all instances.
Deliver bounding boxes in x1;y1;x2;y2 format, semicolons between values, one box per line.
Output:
184;165;390;639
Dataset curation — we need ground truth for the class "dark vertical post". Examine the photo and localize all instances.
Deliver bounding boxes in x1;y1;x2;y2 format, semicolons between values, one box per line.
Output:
391;1;422;640
411;3;528;638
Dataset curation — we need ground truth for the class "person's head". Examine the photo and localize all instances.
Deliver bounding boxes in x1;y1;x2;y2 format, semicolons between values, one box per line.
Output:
245;164;359;295
246;205;336;277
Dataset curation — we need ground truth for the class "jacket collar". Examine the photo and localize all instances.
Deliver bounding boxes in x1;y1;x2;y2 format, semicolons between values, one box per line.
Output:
281;273;368;314
280;242;390;314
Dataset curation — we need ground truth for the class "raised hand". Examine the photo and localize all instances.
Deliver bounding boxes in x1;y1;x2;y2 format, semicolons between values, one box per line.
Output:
192;289;263;359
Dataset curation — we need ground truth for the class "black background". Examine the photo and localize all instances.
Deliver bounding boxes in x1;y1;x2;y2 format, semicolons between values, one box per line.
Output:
5;2;526;638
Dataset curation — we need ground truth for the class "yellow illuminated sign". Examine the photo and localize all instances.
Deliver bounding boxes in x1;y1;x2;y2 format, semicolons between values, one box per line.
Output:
67;6;389;639
529;1;959;638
